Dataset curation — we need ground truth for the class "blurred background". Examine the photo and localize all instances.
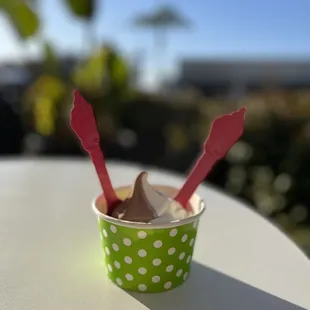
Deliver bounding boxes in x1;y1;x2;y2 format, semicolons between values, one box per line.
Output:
0;0;310;256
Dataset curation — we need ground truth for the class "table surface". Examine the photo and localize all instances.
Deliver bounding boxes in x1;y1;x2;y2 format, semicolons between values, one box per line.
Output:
0;159;309;310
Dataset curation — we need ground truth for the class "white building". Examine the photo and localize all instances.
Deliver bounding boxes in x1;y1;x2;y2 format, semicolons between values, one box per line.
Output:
175;58;310;97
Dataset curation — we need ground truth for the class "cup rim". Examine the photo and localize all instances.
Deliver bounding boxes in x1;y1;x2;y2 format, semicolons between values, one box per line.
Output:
92;186;206;229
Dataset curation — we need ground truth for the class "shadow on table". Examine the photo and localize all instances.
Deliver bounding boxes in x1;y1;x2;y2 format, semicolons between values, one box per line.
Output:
128;261;305;310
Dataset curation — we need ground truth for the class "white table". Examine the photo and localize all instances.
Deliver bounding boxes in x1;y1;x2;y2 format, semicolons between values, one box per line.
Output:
0;159;309;310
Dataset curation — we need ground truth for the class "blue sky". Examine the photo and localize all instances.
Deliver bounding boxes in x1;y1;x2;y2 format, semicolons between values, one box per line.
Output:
1;0;310;89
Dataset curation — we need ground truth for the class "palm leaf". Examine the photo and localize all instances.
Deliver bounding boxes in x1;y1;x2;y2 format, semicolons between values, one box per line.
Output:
132;5;191;29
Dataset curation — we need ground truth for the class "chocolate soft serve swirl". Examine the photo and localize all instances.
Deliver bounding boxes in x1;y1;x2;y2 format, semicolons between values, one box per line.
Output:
111;172;193;223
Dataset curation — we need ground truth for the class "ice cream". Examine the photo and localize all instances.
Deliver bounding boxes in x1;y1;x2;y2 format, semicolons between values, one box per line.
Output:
72;90;247;293
111;172;193;223
72;91;245;228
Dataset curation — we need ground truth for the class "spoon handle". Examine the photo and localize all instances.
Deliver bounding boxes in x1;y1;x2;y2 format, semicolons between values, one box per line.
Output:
70;90;121;212
89;147;120;208
175;107;246;209
174;152;214;208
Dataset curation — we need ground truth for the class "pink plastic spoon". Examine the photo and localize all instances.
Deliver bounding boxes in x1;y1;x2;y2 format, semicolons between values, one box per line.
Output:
175;108;246;209
70;90;121;211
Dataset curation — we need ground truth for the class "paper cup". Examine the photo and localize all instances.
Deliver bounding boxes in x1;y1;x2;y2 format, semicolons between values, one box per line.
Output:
92;185;205;293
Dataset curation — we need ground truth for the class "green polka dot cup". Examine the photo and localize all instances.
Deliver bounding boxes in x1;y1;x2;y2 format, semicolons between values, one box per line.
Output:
92;185;205;293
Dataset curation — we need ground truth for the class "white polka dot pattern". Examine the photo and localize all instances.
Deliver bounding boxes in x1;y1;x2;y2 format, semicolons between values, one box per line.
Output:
125;273;134;281
102;229;108;237
186;255;191;264
153;240;163;248
190;238;195;247
105;247;110;256
181;234;188;242
164;282;172;289
112;243;119;251
169;229;178;237
166;265;174;272
124;256;132;264
123;238;131;246
99;215;199;293
116;278;123;286
110;225;117;233
138;284;147;291
176;269;183;277
168;247;176;255
138;267;147;275
152;276;160;283
152;258;161;266
138;231;147;239
179;252;185;260
138;249;147;257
